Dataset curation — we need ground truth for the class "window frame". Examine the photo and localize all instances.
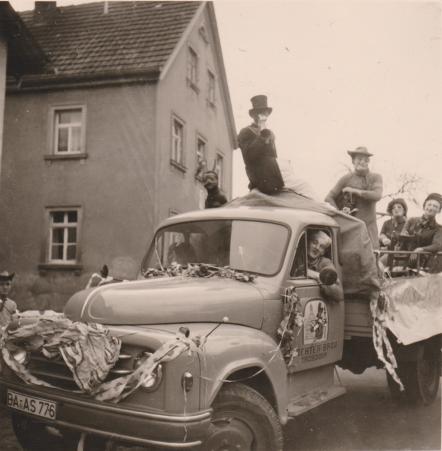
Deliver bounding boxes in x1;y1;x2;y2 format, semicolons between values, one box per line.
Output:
187;46;199;92
49;105;86;156
214;152;225;189
207;69;216;106
45;207;82;265
195;133;207;181
170;114;186;170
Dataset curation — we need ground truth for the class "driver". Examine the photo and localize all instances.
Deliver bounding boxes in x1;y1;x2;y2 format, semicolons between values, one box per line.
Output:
306;230;343;303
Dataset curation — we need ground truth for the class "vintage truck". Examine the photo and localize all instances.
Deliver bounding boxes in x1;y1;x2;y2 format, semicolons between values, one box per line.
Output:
0;202;441;451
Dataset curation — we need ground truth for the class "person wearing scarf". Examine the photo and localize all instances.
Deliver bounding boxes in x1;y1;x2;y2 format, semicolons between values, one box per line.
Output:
379;198;408;249
325;147;383;248
0;271;18;327
399;193;442;270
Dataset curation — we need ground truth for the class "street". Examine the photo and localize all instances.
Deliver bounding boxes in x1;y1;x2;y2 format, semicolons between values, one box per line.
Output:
0;367;440;451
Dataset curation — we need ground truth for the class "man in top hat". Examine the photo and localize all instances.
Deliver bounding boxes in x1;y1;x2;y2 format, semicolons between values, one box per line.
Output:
0;271;18;327
237;95;284;195
203;170;227;209
325;147;383;248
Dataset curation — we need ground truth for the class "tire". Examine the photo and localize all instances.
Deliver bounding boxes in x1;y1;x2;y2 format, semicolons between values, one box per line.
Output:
11;412;78;451
387;339;441;405
201;382;283;451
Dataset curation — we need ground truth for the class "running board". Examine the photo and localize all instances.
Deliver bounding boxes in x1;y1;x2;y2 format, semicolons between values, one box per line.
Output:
287;385;346;417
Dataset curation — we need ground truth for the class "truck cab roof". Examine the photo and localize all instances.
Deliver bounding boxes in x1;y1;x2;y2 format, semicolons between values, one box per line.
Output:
161;205;339;231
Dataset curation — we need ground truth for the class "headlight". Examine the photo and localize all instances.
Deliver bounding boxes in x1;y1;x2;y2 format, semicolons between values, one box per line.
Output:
133;352;163;391
12;349;29;365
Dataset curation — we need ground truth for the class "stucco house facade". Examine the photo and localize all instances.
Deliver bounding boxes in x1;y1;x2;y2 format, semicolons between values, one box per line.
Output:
0;1;236;311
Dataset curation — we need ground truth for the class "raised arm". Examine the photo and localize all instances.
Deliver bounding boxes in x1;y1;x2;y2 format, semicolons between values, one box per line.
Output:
356;173;383;201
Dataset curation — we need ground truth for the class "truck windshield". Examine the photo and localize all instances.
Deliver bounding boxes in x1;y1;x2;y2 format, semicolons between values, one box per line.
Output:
142;220;289;276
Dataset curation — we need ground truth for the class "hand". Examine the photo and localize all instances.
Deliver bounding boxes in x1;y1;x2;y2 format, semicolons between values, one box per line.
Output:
342;187;360;195
381;237;391;246
409;248;424;265
307;269;320;281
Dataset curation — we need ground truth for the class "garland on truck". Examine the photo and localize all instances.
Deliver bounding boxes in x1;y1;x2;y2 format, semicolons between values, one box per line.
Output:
370;288;404;391
0;314;201;403
143;262;256;283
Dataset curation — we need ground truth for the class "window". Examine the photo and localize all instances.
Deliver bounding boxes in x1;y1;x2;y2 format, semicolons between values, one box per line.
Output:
52;107;85;154
207;70;216;105
143;220;290;276
195;136;207;180
187;47;199;90
214;153;224;188
290;228;333;278
171;117;185;166
48;209;80;263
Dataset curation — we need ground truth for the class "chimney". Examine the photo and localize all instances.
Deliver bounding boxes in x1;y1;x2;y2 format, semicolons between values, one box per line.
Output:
34;1;57;22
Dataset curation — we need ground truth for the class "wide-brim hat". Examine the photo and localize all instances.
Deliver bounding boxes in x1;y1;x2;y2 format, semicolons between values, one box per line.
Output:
249;95;272;117
0;271;14;281
347;146;373;158
387;198;408;215
423;192;442;209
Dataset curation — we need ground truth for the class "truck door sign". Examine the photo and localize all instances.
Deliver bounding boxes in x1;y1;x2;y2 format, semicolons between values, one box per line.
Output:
304;299;328;345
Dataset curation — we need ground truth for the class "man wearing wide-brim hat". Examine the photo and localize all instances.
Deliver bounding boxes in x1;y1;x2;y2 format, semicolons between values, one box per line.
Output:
325;146;383;248
0;271;18;327
237;95;285;195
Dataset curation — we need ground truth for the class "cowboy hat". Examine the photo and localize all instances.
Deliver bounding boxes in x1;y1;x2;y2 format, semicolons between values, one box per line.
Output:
347;146;373;158
0;271;14;281
249;95;272;117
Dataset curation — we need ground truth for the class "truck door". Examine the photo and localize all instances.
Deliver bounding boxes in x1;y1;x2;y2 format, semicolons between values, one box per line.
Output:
283;227;345;373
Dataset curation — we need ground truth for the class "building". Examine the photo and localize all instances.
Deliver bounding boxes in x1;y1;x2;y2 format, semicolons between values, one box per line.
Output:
0;1;236;311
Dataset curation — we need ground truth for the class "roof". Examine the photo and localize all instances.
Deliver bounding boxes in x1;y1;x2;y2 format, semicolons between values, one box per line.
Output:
18;1;201;79
0;2;48;75
160;206;339;230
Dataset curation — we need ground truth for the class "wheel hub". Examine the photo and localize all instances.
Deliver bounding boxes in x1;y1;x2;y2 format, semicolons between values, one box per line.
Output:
205;417;254;451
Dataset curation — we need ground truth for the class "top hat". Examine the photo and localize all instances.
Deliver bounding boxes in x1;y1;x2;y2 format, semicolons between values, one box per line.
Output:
0;271;14;281
249;95;272;117
347;146;373;158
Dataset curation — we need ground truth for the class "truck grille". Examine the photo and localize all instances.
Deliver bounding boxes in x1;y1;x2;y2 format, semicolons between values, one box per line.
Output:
27;345;152;391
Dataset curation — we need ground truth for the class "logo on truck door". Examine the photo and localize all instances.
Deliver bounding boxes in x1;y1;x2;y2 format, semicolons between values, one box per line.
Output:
303;300;328;344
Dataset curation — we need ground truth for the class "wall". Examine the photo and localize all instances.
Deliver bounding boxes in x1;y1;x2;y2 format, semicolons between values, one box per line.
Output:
0;35;6;176
155;5;234;223
0;82;157;311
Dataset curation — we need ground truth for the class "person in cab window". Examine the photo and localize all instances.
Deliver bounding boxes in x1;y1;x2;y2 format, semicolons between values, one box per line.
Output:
399;193;442;270
306;230;343;303
325;147;383;248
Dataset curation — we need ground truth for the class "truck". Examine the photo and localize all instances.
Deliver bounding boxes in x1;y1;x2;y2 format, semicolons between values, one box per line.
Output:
1;203;440;451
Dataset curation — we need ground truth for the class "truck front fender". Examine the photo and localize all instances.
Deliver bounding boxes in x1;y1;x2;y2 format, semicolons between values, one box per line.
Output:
199;324;288;423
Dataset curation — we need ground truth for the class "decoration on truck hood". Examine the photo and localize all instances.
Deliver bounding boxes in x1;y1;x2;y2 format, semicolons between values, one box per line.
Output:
143;262;256;283
1;313;202;403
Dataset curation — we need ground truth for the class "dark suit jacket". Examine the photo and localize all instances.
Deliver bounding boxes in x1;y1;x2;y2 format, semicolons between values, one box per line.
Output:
237;124;284;194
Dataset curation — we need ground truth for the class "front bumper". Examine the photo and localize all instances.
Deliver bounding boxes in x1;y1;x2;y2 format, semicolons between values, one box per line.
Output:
0;379;211;448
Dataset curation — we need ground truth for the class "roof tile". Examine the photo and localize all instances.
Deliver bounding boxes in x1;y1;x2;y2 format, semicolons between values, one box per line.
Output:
19;1;201;77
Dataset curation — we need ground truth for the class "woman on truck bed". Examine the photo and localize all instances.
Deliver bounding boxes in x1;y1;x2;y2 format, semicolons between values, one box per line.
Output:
399;192;442;271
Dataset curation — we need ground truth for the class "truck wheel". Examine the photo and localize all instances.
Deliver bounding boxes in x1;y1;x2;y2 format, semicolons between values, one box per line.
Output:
202;382;283;451
11;412;77;451
387;340;441;405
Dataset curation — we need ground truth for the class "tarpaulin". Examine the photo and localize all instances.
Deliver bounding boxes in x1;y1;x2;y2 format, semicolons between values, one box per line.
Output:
382;274;442;345
228;190;380;297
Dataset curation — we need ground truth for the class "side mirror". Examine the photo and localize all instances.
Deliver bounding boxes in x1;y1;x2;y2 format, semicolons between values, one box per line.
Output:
319;266;338;285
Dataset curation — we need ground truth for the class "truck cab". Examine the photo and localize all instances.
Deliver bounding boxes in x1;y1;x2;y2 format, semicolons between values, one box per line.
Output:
0;205;439;451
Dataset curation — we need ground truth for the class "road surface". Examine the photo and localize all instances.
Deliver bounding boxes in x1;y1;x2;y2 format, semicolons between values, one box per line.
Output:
1;367;440;450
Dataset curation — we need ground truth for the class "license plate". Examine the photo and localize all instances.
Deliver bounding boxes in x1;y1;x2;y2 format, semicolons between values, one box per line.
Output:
7;390;57;420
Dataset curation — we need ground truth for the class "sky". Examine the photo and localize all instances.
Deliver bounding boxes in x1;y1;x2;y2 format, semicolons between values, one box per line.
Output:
10;0;442;217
